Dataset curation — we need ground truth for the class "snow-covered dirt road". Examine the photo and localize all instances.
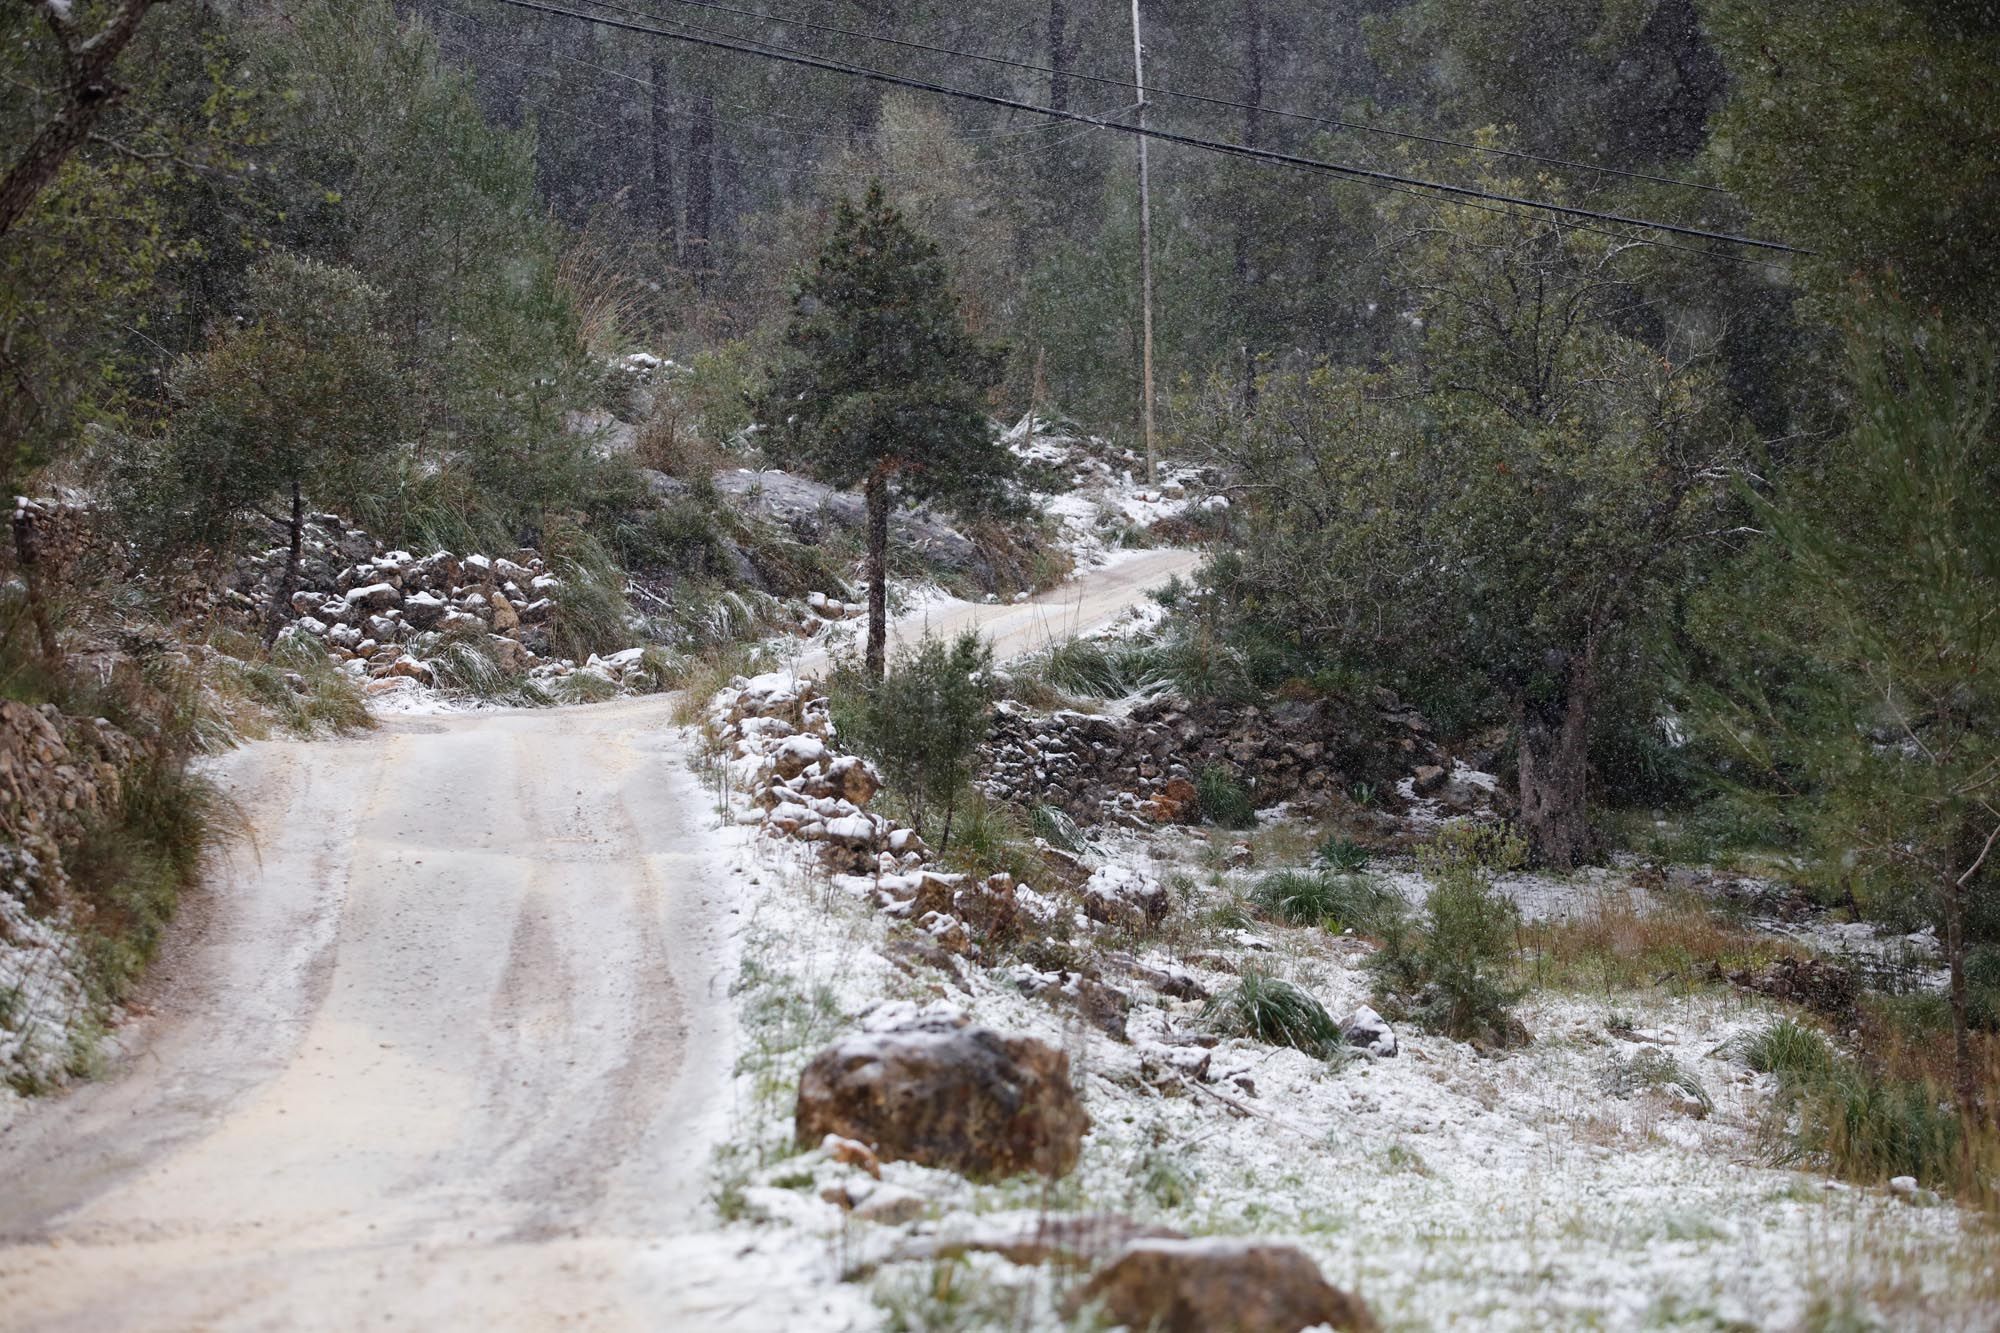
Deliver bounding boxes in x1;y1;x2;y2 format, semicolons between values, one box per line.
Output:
0;549;1199;1331
796;545;1202;677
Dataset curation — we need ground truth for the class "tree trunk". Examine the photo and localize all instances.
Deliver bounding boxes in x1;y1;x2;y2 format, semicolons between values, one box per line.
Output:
1047;0;1070;112
11;502;60;662
1513;674;1595;870
1233;0;1265;408
0;0;164;243
264;480;303;647
864;468;890;681
649;56;677;259
685;93;715;286
1945;816;1984;1120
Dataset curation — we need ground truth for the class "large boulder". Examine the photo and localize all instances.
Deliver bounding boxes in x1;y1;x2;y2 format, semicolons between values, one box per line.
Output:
1065;1239;1378;1333
794;1013;1089;1181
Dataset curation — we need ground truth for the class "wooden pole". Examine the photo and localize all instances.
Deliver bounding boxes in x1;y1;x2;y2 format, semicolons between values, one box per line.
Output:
1130;0;1157;484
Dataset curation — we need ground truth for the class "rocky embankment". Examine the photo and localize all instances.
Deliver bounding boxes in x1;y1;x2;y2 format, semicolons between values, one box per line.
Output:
706;670;1385;1330
0;701;148;1091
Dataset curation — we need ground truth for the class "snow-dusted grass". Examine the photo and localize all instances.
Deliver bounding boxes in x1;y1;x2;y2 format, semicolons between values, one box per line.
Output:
694;726;1997;1331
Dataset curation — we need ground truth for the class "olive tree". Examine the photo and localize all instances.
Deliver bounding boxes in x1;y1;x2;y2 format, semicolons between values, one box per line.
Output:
1199;194;1749;867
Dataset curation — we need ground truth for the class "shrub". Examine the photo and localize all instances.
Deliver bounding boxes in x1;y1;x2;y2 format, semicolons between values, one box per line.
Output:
1028;803;1087;853
941;792;1040;886
1795;1067;1962;1187
838;631;996;852
1737;1019;1837;1084
544;552;634;663
1252;870;1339;927
1250;869;1400;934
1203;972;1346;1059
228;632;371;736
1739;1016;1982;1191
1195;765;1257;830
1029;636;1163;699
1369;823;1526;1045
1603;1048;1713;1114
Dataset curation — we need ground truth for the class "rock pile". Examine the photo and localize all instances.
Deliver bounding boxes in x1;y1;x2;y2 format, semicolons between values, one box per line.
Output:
227;516;564;681
709;672;1194;1021
223;514;671;697
981;689;1476;830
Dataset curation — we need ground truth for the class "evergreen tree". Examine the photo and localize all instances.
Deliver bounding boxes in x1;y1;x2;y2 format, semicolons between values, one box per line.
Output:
762;182;1010;678
131;252;409;641
1703;303;2000;1114
1195;186;1749;867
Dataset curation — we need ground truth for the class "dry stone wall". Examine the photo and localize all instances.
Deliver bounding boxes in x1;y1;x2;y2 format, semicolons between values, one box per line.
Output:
980;690;1464;829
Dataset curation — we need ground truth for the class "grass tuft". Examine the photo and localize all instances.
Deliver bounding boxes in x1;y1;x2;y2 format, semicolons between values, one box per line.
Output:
1603;1047;1713;1114
1249;868;1401;934
1195;765;1257;830
1203;971;1346;1059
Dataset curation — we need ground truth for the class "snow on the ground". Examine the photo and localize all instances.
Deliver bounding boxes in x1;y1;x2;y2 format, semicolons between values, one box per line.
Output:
687;707;1994;1332
1007;414;1209;572
0;863;90;1116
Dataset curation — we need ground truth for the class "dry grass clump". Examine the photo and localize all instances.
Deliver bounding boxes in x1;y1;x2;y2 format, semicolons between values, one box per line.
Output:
1518;894;1801;993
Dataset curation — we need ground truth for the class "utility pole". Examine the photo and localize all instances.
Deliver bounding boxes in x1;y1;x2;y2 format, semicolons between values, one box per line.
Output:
1129;0;1157;484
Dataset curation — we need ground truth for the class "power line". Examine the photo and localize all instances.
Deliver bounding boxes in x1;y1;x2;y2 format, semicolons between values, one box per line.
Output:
441;21;1776;275
478;0;1807;255
434;1;1121;145
433;9;1134;149
612;0;1730;196
431;27;1116;188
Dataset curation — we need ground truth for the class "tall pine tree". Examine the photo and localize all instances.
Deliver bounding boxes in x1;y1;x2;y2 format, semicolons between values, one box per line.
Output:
763;182;1010;678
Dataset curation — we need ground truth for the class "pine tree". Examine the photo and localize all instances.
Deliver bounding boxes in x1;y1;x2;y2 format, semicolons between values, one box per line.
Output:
762;181;1010;678
1708;302;2000;1115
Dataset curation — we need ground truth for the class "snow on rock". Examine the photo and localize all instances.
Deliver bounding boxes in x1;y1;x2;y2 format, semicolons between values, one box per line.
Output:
1341;1004;1398;1058
793;1016;1091;1182
1065;1238;1378;1333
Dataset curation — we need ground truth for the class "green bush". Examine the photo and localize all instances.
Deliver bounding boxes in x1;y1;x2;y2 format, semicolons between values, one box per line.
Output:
1251;870;1338;926
940;792;1040;885
1739;1017;1966;1187
1195;765;1257;830
1315;836;1372;872
1028;636;1164;699
1369;823;1526;1045
836;631;996;852
1737;1018;1837;1084
1797;1067;1962;1187
544;551;634;663
1203;972;1346;1059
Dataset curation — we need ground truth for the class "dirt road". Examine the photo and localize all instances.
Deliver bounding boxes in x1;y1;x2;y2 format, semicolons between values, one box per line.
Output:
0;550;1197;1330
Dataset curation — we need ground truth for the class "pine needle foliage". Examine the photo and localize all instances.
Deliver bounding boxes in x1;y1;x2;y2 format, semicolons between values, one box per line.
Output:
759;181;1012;677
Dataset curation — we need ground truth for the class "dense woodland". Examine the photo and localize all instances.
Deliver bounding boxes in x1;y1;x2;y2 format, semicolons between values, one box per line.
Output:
4;0;1998;1145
